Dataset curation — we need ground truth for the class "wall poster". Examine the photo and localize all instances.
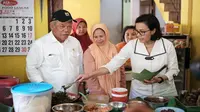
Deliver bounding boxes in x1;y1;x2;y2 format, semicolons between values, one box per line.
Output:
0;0;34;55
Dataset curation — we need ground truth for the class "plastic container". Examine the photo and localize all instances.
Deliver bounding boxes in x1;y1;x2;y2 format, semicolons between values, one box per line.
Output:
0;75;20;106
111;88;128;103
165;23;174;33
175;98;200;112
11;82;53;112
0;103;13;112
173;23;181;33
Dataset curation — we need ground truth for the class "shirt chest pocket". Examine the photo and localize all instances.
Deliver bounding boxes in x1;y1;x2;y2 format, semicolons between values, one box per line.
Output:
45;53;62;68
68;49;80;66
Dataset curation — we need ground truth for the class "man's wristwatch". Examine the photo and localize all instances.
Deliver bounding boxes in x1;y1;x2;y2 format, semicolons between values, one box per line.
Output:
158;77;164;83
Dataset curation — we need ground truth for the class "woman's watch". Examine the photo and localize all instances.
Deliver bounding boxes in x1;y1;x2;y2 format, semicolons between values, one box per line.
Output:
158;77;164;83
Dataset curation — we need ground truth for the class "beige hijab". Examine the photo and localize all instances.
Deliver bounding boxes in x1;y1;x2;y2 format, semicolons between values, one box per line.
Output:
89;23;121;96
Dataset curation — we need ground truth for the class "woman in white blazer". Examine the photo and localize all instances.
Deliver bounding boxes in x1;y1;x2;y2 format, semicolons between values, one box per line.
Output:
76;14;179;99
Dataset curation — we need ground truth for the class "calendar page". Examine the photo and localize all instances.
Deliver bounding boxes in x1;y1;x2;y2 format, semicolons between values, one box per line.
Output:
0;0;34;55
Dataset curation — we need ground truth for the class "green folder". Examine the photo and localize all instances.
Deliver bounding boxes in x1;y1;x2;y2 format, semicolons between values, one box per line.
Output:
132;65;167;81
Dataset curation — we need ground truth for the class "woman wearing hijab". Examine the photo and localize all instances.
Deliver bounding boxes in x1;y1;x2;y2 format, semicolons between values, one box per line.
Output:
84;24;126;96
71;18;92;52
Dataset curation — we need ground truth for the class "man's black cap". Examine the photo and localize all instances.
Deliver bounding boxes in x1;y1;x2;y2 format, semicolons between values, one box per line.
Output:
52;10;77;22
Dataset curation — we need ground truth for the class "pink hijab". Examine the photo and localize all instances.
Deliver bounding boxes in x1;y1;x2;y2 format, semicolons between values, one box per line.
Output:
71;18;92;52
89;24;121;96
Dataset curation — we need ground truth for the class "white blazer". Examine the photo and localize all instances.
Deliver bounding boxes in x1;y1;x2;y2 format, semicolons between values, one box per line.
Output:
26;32;83;93
104;38;179;99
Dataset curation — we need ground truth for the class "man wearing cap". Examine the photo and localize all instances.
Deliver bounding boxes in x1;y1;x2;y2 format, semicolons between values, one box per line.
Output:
26;10;83;93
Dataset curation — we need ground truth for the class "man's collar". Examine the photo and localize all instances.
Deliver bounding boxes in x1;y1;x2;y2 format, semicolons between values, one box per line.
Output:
49;31;70;44
49;31;59;43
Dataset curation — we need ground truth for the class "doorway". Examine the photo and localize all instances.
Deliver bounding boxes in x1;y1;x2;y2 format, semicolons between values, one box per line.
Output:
47;0;63;32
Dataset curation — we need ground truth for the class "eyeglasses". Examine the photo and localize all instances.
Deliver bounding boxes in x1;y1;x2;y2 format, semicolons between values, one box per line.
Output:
135;29;150;36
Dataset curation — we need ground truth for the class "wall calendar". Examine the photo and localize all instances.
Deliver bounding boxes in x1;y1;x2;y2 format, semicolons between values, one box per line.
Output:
0;0;34;55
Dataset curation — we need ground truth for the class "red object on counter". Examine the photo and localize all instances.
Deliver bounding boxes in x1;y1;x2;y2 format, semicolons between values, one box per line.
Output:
0;76;20;106
111;88;128;103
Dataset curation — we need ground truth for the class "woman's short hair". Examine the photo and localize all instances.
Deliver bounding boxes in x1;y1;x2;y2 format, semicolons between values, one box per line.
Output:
135;14;162;41
121;25;135;42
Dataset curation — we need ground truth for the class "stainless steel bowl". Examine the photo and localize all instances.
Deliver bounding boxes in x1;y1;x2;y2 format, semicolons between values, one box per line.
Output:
128;98;152;107
83;103;113;112
52;103;83;112
96;103;112;108
128;100;148;107
109;102;127;111
144;96;169;109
